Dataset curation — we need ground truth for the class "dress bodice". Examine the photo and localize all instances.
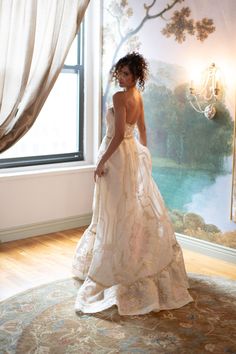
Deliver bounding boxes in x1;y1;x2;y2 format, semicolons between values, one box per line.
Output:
105;107;136;138
73;104;193;315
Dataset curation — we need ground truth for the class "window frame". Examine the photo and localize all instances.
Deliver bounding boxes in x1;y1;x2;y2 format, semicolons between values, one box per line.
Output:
0;26;85;169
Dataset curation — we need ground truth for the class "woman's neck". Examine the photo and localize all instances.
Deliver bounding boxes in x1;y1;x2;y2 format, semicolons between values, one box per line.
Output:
123;85;136;92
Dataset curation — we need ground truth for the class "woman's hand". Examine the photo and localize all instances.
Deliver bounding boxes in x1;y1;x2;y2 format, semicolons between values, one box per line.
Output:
94;160;106;182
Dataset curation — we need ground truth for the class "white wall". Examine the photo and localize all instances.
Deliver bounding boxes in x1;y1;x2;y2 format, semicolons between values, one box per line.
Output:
0;167;94;241
0;1;101;242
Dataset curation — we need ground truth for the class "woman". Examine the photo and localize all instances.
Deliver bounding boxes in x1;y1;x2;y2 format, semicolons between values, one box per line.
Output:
72;52;193;315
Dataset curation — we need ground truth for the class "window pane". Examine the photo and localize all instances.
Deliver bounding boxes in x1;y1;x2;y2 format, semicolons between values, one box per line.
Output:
0;73;79;159
64;37;78;65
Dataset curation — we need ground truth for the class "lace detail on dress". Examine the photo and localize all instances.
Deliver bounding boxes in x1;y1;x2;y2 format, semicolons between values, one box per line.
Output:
72;108;193;315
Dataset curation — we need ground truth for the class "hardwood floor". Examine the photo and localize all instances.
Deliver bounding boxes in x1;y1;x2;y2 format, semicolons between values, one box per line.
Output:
1;227;236;301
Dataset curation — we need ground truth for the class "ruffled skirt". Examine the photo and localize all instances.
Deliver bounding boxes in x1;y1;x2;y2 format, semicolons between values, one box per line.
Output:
72;135;193;315
73;234;193;315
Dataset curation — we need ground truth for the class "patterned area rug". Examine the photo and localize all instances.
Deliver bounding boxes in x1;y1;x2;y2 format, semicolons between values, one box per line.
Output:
0;273;236;354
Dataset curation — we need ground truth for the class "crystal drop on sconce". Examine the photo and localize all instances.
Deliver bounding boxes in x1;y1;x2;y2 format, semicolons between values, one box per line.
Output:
204;104;216;120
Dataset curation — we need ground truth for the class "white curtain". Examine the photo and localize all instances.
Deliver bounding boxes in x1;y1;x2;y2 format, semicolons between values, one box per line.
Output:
0;0;90;153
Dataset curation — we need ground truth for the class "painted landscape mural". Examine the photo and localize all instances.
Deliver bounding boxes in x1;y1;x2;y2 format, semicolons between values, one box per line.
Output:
102;0;236;249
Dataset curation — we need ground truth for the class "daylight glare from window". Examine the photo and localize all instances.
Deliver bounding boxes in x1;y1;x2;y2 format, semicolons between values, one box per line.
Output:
0;35;82;165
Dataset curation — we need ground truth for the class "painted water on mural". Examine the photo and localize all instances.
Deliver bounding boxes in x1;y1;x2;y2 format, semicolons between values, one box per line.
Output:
102;0;236;248
142;59;235;246
153;167;233;232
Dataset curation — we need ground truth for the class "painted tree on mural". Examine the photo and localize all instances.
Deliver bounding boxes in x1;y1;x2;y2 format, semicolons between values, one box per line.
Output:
143;82;233;171
103;0;236;248
103;0;215;104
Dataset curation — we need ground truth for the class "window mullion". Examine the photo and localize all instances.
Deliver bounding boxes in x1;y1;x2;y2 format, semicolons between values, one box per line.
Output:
0;29;84;169
62;65;82;74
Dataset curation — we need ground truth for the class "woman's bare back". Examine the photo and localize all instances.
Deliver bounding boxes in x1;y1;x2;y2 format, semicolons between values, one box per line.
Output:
119;89;146;146
122;89;143;126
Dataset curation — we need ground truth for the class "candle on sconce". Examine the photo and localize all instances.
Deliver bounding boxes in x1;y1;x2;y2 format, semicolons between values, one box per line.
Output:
214;80;220;96
190;80;194;95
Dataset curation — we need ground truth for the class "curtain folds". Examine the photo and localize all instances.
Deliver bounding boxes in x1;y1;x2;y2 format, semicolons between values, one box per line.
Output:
0;0;90;153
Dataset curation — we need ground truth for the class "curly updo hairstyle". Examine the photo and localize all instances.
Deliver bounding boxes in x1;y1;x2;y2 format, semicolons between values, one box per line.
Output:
111;52;149;91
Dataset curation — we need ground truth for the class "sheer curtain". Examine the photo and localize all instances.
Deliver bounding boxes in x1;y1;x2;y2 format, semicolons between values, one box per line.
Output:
0;0;90;153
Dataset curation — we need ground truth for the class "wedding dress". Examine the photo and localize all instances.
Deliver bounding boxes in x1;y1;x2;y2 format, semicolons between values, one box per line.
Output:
72;107;193;315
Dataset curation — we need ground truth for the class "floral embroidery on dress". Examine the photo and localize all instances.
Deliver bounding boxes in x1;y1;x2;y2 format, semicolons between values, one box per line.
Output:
72;108;193;315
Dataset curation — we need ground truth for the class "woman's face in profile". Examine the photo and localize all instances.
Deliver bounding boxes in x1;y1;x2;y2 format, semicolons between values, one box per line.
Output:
117;65;136;89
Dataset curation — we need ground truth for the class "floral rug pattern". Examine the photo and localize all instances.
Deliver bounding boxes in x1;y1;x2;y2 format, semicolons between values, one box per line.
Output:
0;273;236;354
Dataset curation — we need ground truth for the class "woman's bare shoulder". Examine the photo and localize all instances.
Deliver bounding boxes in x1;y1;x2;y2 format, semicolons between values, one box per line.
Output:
113;91;125;99
112;91;126;105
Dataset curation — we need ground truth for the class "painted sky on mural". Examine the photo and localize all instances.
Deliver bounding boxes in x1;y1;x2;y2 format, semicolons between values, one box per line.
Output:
125;0;235;62
103;0;236;234
118;0;236;115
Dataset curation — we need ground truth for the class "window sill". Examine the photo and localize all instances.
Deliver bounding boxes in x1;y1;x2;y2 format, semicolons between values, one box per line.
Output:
0;161;95;180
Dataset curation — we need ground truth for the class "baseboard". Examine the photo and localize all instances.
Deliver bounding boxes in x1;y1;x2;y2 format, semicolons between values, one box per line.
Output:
1;220;235;265
176;233;236;264
0;214;92;243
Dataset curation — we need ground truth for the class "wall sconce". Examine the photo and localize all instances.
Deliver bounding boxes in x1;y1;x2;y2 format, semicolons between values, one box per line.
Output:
188;63;223;120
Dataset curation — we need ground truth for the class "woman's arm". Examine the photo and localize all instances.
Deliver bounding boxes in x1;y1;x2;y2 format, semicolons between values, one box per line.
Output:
94;92;126;180
136;98;147;146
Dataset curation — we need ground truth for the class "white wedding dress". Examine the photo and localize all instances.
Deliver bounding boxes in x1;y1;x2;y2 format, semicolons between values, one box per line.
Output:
72;107;193;315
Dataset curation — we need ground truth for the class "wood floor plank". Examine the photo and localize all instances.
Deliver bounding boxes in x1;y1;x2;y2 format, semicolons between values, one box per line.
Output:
0;227;235;301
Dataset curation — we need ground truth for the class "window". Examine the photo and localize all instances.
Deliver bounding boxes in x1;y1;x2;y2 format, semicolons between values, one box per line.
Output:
0;28;84;169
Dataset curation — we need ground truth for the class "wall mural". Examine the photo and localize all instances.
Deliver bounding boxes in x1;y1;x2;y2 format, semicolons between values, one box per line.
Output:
231;104;236;222
102;0;236;249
